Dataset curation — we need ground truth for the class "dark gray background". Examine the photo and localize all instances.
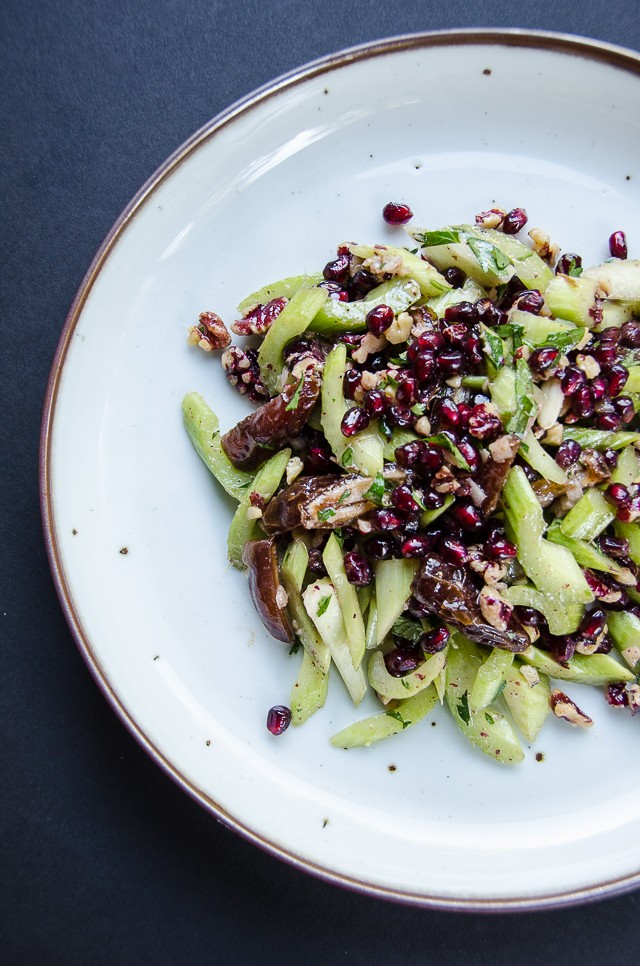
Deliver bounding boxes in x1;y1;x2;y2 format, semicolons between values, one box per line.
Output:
3;1;640;963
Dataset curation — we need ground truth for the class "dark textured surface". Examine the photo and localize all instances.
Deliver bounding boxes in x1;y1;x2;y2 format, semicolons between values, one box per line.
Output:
4;1;640;962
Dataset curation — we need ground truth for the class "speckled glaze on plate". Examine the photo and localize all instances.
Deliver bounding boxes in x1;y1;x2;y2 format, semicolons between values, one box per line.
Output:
41;30;640;910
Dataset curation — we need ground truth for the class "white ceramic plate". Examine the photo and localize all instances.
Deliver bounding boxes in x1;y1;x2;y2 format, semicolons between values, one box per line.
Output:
42;30;640;910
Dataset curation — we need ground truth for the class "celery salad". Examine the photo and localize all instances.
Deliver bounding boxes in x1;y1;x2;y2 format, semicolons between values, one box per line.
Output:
183;202;640;764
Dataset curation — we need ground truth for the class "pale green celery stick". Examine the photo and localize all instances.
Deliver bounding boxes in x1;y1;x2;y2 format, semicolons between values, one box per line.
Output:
303;578;366;705
427;277;485;317
309;278;421;335
560;488;615;542
490;366;516;418
281;539;309;593
501;583;583;635
557;428;640;451
508;308;578;342
357;583;373;617
628;586;640;606
375;559;418;644
290;649;330;726
415;231;513;289
181;393;254;500
624;365;640;394
434;664;447;704
365;596;378;649
547;524;635;583
613;520;640;566
606;611;640;669
520;644;634;685
420;493;454;528
281;562;331;675
329;684;438;748
349;244;451;298
599;300;639;328
445;634;524;764
382;428;419;461
502;467;593;607
502;664;551;742
227;449;290;568
368;648;447;701
462;375;488;389
323;533;366;669
456;225;554;292
544;275;599;326
469;648;514;712
237;273;323;312
520;430;568;485
258;287;328;395
611;444;640;485
320;343;383;477
307;402;323;431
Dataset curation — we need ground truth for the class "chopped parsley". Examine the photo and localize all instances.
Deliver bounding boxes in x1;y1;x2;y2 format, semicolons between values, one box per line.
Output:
289;640;301;656
318;507;336;522
337;489;351;506
385;709;411;729
457;691;471;725
467;236;510;274
316;595;331;617
364;471;385;505
341;448;354;467
285;373;305;410
485;711;495;725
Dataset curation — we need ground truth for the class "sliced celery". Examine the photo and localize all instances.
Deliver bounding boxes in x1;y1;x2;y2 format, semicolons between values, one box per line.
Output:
357;583;373;618
182;392;253;500
445;635;524;764
607;611;640;669
375;558;419;644
520;430;568;486
469;648;514;712
613;519;640;566
365;596;378;649
547;523;634;583
258;287;328;396
349;244;451;298
544;275;599;326
611;444;640;485
323;533;366;669
419;493;455;528
329;684;438;748
624;366;640;394
520;645;634;685
557;428;640;451
503;664;551;742
427;276;485;317
290;649;330;726
309;277;421;335
383;428;419;461
490;366;516;418
227;449;290;568
560;488;615;542
501;583;583;635
237;272;323;312
368;648;447;701
320;343;383;477
509;308;578;344
302;578;366;705
458;225;554;292
281;539;309;593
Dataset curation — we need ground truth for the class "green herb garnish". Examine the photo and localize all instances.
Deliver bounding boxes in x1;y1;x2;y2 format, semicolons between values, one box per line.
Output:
318;508;336;522
364;471;385;505
317;595;331;617
385;709;411;729
285;373;305;410
457;691;471;725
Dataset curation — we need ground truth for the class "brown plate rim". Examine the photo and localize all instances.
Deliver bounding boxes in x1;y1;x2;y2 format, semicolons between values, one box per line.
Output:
40;27;640;912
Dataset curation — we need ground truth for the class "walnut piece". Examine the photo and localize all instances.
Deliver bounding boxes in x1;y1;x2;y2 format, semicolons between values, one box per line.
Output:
550;689;593;727
188;311;231;351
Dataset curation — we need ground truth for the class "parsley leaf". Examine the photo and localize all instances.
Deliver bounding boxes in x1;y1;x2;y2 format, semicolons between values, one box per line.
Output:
506;357;537;436
480;323;505;369
457;691;471;726
529;328;584;352
385;709;411;729
467;236;510;274
417;229;461;247
565;258;583;278
285;373;305;410
289;640;301;656
337;489;351;506
392;615;425;644
401;679;410;690
364;471;385;505
317;595;331;617
423;433;471;472
341;448;354;467
318;508;336;522
484;711;495;725
494;680;507;698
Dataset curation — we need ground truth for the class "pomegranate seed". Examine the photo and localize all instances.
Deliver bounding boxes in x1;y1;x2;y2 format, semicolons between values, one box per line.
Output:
606;682;629;707
366;304;394;336
439;537;469;565
382;202;413;225
593;343;618;368
363;388;388;416
602;448;619;469
341;407;370;437
420;626;450;654
553;636;576;666
391;485;420;514
401;534;433;558
414;350;436;381
579;609;607;641
502;208;528;234
561;366;586;395
443;266;465;288
555;439;582;468
468;403;502;440
436;349;466;374
388;405;414;429
267;706;291;735
421;488;445;510
306;445;333;474
370;509;403;531
438;398;460;428
484;534;517;559
443;323;468;348
476;299;507;325
609;231;628;259
343;368;361;400
343;551;372;586
556;253;583;275
385;647;422;677
597;412;623;431
606;483;631;507
444;302;479;327
514;290;544;314
307;548;327;576
364;535;396;560
457;439;479;473
419;444;445;475
346;269;378;300
319;280;343;295
598;535;630;558
621;319;640;347
529;346;559;372
607;364;629;396
572;385;595;418
597;635;614;653
456;403;472;431
590;376;609;401
515;606;546;626
418;330;445;352
323;254;350;283
452;501;485;532
408;595;431;618
396;375;419;406
464;335;484;365
395;440;426;469
615;396;635;423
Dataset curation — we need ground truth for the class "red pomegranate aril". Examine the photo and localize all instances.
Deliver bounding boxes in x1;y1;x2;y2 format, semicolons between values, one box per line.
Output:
609;231;628;259
579;608;607;641
307;548;327;577
607;364;629;396
555;439;582;469
439;537;469;566
553;636;576;666
621;319;640;347
343;368;361;400
366;303;395;336
421;488;445;510
391;485;420;514
515;606;546;626
529;346;560;373
613;395;635;423
593;343;618;368
418;330;445;352
401;534;433;558
476;299;507;326
444;302;479;327
363;388;388;416
557;253;583;275
341;406;370;437
408;595;431;618
343;551;373;586
388;405;414;429
384;647;422;677
383;202;413;225
396;375;419;406
464;335;484;366
323;254;350;283
319;280;342;294
561;366;586;395
484;534;517;560
606;682;629;707
419;445;446;475
596;635;614;653
456;403;472;432
420;626;450;654
443;266;465;288
267;706;292;735
306;445;333;474
468;404;502;440
599;326;621;343
346;269;378;300
457;439;479;473
395;439;426;468
452;501;485;532
572;385;595;418
598;535;630;558
370;509;403;531
606;483;631;507
590;376;609;401
414;350;436;381
597;412;623;432
436;349;466;374
439;398;460;428
514;290;544;314
364;535;396;560
502;207;528;234
602;448;619;469
443;323;468;348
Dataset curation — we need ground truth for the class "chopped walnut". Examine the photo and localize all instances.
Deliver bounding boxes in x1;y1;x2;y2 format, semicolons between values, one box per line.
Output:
478;585;513;631
230;297;288;336
489;435;520;462
285;456;304;485
550;689;593;727
621;645;640;670
385;311;413;345
187;311;231;351
542;422;563;446
351;332;388;364
529;228;560;266
360;370;383;391
469;554;508;585
520;665;540;688
414;416;432;437
576;354;601;379
627;684;640;714
432;465;460;493
475;207;506;229
245;506;263;521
